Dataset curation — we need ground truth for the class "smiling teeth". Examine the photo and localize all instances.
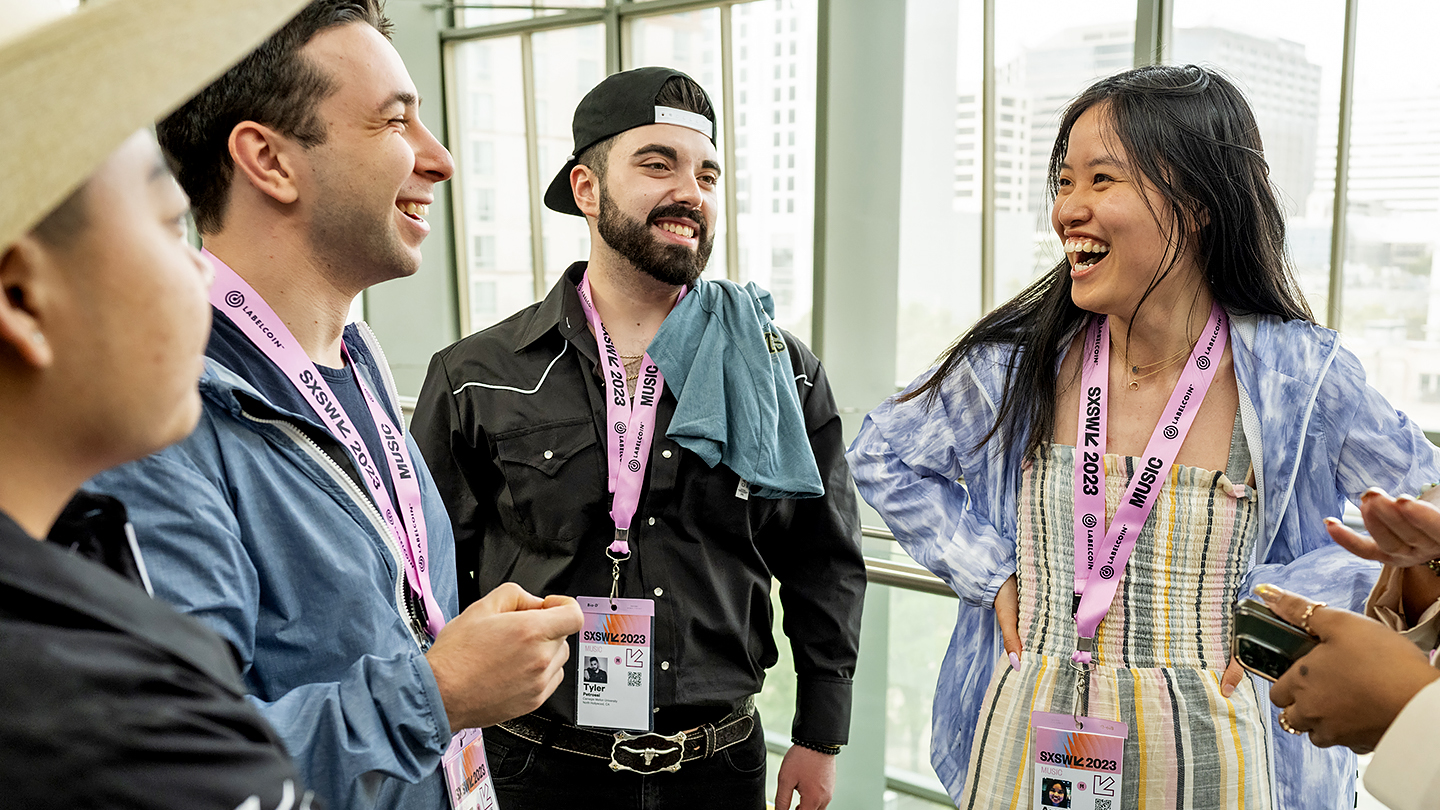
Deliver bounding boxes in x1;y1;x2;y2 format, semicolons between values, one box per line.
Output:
659;222;695;238
399;201;429;217
1063;237;1110;255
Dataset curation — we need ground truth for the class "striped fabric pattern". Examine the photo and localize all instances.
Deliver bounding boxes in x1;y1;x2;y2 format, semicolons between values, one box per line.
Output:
958;446;1270;810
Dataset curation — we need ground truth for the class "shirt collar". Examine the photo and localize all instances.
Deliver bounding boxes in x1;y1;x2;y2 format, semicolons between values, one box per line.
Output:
514;261;591;352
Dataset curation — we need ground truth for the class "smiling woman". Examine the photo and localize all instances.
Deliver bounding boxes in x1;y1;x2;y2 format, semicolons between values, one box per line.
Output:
847;64;1440;810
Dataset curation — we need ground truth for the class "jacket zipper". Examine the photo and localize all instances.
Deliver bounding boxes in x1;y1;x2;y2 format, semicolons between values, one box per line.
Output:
240;409;426;651
356;322;406;432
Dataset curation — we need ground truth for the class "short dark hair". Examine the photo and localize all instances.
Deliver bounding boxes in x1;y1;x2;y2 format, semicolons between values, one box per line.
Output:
576;75;715;185
32;183;91;247
157;0;392;234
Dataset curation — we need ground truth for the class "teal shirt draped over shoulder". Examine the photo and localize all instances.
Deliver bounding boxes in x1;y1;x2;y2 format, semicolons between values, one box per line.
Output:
649;277;823;499
846;313;1440;810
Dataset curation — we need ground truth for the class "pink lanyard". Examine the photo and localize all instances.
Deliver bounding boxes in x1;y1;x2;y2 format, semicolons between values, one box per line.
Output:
206;250;444;638
1069;302;1228;663
575;271;684;558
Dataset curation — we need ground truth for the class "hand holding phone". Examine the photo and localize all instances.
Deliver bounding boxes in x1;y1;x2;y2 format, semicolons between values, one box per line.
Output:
1231;598;1316;682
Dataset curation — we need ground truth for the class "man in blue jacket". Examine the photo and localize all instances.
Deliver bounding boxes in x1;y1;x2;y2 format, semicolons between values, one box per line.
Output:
88;2;584;808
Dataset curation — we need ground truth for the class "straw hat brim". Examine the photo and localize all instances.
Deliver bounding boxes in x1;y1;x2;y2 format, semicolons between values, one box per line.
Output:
0;0;310;252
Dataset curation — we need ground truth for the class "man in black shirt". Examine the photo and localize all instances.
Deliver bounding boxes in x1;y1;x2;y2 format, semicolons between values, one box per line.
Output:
413;67;865;810
0;0;315;805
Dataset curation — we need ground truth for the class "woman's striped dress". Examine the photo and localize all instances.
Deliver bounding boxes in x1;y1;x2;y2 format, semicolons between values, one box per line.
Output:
957;438;1271;810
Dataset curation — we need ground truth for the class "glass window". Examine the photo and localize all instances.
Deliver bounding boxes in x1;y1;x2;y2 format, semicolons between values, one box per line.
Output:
451;36;532;333
993;0;1136;306
534;25;607;288
1170;0;1343;320
895;0;983;386
456;0;603;28
1335;0;1440;429
887;586;959;803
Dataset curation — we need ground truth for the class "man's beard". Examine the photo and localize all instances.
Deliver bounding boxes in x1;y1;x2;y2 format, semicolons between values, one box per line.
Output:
596;186;713;286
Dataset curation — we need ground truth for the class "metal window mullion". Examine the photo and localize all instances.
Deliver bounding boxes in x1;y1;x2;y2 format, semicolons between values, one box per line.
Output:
719;3;740;282
1327;0;1360;331
618;0;745;19
442;9;607;42
1133;0;1171;66
606;0;623;73
521;32;548;301
980;0;995;313
442;40;474;336
810;0;831;357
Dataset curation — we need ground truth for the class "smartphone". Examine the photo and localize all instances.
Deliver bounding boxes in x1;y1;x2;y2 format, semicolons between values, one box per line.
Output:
1231;598;1317;682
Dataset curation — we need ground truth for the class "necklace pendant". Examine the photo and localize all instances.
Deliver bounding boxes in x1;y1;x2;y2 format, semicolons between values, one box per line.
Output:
1131;365;1140;375
1127;379;1140;391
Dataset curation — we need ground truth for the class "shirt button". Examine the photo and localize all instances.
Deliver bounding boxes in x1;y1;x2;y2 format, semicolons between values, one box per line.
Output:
647;517;656;526
662;449;672;459
653;587;664;597
660;661;670;671
543;450;554;459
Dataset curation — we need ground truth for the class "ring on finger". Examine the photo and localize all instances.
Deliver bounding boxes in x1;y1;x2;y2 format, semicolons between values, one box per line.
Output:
1299;601;1326;637
1278;711;1304;735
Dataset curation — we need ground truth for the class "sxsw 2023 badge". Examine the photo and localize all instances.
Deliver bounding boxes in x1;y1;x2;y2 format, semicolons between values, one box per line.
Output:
1030;711;1127;810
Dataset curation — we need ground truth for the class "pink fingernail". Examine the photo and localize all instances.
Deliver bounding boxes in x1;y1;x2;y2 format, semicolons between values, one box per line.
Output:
1222;682;1235;698
1009;652;1021;672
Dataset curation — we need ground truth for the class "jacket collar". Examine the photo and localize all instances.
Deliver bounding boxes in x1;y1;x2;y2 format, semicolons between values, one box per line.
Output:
0;498;245;694
1228;312;1341;559
201;310;393;431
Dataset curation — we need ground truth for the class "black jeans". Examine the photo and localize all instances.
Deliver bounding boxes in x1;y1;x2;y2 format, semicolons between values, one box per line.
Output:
485;717;767;810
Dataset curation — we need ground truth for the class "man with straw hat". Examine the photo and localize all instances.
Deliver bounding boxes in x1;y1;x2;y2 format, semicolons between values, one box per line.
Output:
0;0;318;806
86;2;585;808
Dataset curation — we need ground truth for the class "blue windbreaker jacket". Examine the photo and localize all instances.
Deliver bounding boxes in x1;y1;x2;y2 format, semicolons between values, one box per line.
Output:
88;320;458;810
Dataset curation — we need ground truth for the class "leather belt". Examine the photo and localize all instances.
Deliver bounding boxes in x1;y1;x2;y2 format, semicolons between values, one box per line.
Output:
496;699;756;776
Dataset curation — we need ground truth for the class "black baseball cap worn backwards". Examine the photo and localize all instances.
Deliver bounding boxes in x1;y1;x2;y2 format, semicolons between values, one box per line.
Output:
544;66;717;217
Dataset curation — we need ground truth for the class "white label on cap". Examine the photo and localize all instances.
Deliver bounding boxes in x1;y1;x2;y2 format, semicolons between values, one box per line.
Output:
654;106;714;139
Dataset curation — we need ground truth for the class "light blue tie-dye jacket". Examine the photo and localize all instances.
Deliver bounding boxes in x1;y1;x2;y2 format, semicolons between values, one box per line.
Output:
846;312;1440;809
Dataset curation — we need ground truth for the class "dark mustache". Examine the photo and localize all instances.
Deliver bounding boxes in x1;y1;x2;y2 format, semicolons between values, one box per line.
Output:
647;204;703;230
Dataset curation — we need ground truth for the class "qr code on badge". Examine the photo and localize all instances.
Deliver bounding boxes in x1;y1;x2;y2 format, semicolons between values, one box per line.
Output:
628;672;642;687
1095;799;1113;810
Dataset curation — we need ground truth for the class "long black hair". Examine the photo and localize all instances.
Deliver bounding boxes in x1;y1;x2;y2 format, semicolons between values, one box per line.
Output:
902;64;1313;460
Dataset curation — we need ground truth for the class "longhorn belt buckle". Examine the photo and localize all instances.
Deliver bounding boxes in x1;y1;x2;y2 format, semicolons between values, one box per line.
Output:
609;729;686;774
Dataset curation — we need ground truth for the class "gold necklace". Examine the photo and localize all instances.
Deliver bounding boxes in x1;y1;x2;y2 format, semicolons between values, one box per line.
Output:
622;353;644;383
1127;341;1191;375
1126;351;1189;390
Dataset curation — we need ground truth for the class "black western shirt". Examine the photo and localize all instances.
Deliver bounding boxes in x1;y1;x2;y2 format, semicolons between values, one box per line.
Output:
412;262;866;744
